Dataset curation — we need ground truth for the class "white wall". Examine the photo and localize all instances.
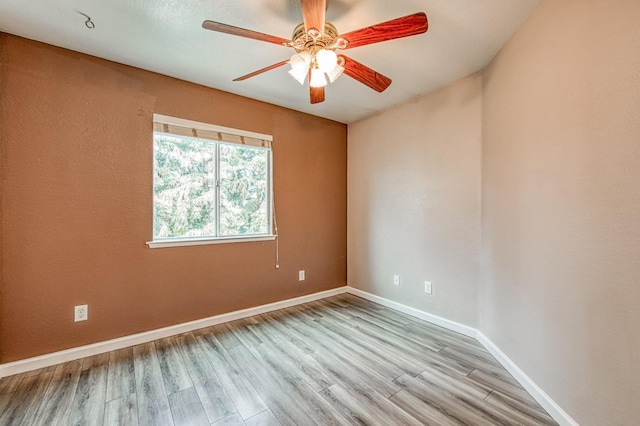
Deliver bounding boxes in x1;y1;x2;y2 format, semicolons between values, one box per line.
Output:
348;1;640;424
481;0;640;424
348;74;482;327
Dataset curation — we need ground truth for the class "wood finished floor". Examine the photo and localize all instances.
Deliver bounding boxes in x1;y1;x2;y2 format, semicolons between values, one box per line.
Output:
0;294;558;425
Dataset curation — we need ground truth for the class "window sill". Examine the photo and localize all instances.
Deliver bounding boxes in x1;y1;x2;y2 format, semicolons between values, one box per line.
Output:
146;235;276;249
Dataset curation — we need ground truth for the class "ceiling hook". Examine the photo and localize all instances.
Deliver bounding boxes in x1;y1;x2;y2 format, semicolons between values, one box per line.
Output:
79;12;95;29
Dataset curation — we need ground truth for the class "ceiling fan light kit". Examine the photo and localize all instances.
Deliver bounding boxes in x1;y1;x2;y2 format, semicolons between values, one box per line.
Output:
202;0;428;104
315;49;338;73
325;60;345;83
288;51;311;84
286;21;344;88
309;67;328;88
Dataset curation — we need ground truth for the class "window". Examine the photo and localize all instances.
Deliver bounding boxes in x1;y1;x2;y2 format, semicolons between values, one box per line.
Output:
147;114;274;248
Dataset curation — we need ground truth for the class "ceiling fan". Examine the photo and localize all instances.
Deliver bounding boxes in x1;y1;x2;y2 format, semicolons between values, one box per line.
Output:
202;0;428;104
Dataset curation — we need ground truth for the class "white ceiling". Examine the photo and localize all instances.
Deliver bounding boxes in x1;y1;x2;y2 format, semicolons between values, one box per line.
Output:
0;0;541;123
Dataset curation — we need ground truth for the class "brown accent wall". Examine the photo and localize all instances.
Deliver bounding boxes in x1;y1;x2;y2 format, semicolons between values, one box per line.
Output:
0;34;347;362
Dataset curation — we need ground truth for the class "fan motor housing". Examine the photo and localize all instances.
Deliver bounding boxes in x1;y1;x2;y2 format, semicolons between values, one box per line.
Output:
291;22;339;52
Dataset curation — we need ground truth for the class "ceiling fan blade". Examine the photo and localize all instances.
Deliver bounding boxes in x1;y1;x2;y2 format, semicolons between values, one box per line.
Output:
310;86;325;104
340;55;392;92
233;60;290;82
301;0;326;33
202;20;291;46
339;12;428;49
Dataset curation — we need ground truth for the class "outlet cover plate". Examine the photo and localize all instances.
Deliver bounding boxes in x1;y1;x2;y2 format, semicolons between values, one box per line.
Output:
425;281;432;294
298;270;305;281
393;275;400;286
74;305;88;322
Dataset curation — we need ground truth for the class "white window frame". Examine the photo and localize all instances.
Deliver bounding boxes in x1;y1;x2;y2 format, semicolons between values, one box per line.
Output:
147;114;275;249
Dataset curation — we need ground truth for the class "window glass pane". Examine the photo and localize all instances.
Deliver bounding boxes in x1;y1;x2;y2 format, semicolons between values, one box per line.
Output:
153;134;216;238
219;144;269;236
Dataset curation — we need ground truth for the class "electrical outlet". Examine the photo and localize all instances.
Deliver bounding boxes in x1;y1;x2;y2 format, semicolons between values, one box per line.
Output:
298;270;305;281
393;275;400;286
74;305;88;322
424;281;433;294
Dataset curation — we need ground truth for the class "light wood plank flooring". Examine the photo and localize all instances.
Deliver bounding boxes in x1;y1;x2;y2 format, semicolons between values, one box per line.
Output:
0;294;558;425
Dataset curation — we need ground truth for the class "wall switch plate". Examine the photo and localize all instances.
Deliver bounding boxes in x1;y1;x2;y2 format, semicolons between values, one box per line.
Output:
298;270;305;281
424;281;433;294
393;275;400;286
74;305;88;322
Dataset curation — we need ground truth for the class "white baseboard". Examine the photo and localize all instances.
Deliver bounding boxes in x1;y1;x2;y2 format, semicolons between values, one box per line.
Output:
346;286;578;426
0;286;349;378
346;286;477;338
476;331;579;426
